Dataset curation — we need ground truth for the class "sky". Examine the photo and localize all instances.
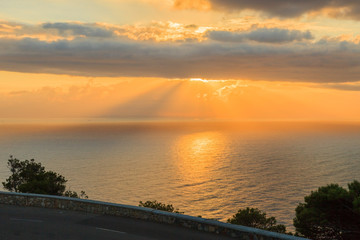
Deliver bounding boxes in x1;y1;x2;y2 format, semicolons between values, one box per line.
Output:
1;0;360;121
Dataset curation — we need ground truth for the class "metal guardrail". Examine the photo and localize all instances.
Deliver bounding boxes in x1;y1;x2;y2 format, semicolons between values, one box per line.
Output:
0;191;309;240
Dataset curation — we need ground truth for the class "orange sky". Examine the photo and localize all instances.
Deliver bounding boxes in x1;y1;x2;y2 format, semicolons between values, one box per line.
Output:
1;71;360;120
1;0;360;120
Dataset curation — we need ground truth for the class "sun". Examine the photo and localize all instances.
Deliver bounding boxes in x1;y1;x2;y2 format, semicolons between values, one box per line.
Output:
190;78;209;83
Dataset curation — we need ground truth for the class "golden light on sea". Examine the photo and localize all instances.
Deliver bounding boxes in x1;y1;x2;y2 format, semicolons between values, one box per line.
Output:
173;131;227;183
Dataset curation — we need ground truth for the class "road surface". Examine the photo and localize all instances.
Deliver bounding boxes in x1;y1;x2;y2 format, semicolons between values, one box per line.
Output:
0;204;234;240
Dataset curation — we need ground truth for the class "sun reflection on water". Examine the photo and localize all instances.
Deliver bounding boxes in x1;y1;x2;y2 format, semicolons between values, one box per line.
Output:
173;131;228;188
172;131;237;219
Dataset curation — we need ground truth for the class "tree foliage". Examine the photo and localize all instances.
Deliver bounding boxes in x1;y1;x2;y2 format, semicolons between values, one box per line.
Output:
2;156;87;199
139;200;183;214
227;207;287;234
64;190;88;199
294;181;360;240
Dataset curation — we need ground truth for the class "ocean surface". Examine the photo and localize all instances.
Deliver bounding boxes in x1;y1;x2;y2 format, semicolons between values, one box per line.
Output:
0;119;360;229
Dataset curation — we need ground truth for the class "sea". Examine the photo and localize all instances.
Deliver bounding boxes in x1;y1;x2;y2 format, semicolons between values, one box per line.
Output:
0;119;360;230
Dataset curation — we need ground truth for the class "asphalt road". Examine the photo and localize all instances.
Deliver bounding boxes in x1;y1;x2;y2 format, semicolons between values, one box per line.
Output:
0;204;234;240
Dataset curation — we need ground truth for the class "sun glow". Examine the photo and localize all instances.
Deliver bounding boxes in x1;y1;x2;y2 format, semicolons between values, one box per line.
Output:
190;78;234;83
190;78;209;83
173;131;227;182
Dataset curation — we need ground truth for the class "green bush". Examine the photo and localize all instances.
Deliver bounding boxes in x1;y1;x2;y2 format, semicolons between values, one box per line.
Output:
2;156;87;199
139;200;183;214
227;207;286;234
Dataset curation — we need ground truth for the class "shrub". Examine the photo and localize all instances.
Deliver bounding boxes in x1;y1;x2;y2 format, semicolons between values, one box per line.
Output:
139;200;183;214
2;156;87;199
227;207;286;234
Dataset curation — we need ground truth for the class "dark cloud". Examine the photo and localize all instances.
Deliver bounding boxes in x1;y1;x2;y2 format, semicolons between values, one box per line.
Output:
208;28;314;43
1;37;360;83
207;0;360;19
321;83;360;91
43;22;114;38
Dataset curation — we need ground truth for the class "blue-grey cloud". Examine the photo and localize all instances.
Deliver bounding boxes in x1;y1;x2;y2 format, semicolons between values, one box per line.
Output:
208;28;314;43
1;36;360;83
43;22;114;38
208;0;360;19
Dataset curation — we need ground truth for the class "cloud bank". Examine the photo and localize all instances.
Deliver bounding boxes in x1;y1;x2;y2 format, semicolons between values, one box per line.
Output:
208;28;314;43
175;0;360;19
43;22;114;38
1;21;360;83
1;37;360;82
